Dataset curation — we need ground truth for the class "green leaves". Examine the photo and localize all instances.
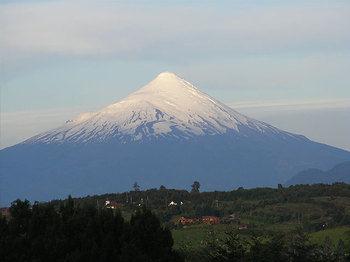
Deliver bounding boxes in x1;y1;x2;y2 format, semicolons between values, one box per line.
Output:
0;199;182;262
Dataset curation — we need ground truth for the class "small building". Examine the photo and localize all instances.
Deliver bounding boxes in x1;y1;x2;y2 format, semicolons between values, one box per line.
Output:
228;214;236;220
178;216;199;225
168;201;183;206
105;200;123;209
0;207;10;219
202;216;220;225
238;224;248;230
221;213;240;224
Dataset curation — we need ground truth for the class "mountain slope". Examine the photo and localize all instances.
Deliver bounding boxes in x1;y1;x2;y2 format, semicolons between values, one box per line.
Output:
1;72;350;205
25;72;301;144
286;161;350;185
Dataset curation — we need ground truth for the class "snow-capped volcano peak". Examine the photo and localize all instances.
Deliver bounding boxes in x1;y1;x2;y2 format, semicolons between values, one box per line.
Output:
127;71;199;99
5;73;350;206
26;72;300;144
144;71;198;92
153;71;180;81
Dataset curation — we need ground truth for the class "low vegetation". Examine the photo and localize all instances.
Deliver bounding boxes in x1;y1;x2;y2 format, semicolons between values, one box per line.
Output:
1;183;350;261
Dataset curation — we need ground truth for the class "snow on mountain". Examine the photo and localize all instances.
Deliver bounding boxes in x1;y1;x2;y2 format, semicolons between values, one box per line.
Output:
25;72;300;144
2;71;350;205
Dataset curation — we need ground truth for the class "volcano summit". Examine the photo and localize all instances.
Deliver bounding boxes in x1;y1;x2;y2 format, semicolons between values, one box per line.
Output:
1;72;349;204
26;72;294;144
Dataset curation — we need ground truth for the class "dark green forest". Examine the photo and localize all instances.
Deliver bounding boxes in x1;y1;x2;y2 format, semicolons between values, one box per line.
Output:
1;183;350;261
65;183;350;229
0;197;181;262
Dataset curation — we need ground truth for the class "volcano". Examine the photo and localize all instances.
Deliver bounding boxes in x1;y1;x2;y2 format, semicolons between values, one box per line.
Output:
1;72;349;205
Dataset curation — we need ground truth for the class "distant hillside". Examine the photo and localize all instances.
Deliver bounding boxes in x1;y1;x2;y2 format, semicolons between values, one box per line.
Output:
286;161;350;185
1;72;350;205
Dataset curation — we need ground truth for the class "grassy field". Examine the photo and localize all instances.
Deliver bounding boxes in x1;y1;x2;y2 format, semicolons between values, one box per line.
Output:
310;226;350;246
172;225;350;251
70;184;350;256
172;224;230;250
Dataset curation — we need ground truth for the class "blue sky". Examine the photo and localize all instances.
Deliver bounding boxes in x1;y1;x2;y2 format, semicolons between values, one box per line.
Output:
1;0;350;150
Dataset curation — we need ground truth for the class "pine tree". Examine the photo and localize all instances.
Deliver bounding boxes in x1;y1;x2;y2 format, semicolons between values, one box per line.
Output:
133;182;140;192
191;181;200;193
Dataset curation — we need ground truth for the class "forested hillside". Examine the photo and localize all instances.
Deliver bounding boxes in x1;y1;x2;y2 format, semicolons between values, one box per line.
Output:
1;183;350;261
286;161;350;185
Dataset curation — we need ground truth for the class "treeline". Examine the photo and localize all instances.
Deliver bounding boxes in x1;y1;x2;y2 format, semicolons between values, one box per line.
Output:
66;183;350;208
1;198;350;262
0;198;182;262
61;183;350;228
1;196;350;261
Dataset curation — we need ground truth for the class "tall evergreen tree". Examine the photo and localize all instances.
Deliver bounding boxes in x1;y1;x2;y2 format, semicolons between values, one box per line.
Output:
191;181;200;193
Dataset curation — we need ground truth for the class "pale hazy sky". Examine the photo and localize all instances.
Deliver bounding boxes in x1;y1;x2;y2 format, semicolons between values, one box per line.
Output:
1;0;349;150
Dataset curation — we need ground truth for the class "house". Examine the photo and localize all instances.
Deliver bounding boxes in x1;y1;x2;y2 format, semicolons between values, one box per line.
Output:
105;200;123;209
178;216;199;225
221;213;240;224
0;207;10;219
238;224;248;230
168;201;184;206
228;214;236;220
178;216;220;226
202;216;220;225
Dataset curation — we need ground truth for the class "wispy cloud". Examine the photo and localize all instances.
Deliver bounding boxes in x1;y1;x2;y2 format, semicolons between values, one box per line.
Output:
0;107;84;149
231;99;350;111
1;1;349;64
2;99;349;150
1;1;349;150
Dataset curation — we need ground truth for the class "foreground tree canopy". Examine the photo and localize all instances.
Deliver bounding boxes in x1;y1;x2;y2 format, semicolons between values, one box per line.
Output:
201;230;348;262
1;184;350;262
0;197;182;262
